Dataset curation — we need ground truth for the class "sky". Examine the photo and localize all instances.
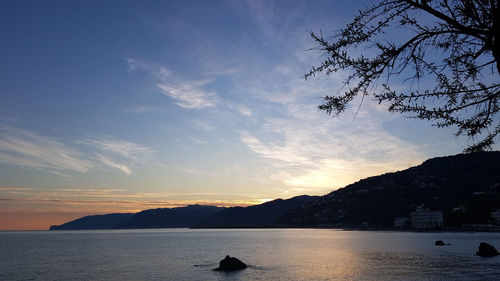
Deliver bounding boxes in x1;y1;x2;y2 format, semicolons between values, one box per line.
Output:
0;0;493;230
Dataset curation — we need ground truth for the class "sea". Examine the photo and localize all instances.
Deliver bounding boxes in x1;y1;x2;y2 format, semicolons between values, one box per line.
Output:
1;228;499;281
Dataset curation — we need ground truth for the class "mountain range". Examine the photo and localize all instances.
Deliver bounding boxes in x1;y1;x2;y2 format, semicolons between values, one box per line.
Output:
193;195;316;228
50;151;500;230
49;196;315;230
50;205;223;230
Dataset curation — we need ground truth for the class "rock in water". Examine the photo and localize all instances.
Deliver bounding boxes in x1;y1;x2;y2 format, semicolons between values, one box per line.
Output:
476;242;499;257
215;255;247;271
435;240;446;246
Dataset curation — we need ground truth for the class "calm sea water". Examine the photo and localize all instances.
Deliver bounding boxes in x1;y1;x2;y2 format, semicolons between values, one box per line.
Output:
1;229;499;280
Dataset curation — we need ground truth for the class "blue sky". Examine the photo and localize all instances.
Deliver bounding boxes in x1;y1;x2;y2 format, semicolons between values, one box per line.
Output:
0;0;489;229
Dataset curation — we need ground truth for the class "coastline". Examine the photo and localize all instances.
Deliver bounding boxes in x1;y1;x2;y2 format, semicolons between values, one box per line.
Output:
2;225;500;232
189;225;500;233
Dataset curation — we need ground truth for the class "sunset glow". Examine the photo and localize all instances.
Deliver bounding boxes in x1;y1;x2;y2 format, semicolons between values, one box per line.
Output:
0;0;488;230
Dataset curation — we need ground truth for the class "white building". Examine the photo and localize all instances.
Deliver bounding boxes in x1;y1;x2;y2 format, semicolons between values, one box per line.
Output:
393;217;410;228
410;206;443;229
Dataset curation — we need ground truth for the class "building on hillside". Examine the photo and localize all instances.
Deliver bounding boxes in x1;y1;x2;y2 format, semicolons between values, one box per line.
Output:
410;206;443;229
491;209;500;225
393;217;410;228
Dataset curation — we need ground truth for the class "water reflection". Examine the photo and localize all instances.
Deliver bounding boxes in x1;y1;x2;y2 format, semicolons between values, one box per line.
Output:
1;229;499;281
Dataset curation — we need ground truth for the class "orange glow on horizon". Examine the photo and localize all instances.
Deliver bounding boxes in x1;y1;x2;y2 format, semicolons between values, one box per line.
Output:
0;198;271;230
0;212;94;231
0;185;288;230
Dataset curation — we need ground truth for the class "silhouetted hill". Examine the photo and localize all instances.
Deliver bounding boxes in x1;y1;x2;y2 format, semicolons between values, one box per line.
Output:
50;205;224;230
50;213;134;230
117;205;224;228
194;195;317;228
50;152;499;230
278;151;500;227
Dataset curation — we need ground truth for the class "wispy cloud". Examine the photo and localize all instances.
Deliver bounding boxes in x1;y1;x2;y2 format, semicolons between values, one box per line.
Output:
190;119;215;131
84;137;153;175
127;58;218;110
97;154;131;175
240;132;312;165
226;104;252;116
236;105;252;116
0;187;33;191
157;81;217;109
88;137;152;160
0;126;153;176
0;126;93;173
126;58;170;80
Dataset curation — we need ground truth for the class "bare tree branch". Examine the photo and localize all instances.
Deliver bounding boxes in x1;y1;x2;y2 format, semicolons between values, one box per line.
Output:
306;0;500;151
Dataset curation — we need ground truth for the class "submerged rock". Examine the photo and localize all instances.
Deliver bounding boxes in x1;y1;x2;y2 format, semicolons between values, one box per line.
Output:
215;255;247;271
476;242;499;257
435;240;446;246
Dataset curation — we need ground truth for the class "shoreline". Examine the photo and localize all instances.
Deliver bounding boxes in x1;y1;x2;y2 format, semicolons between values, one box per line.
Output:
189;225;500;233
5;225;500;232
